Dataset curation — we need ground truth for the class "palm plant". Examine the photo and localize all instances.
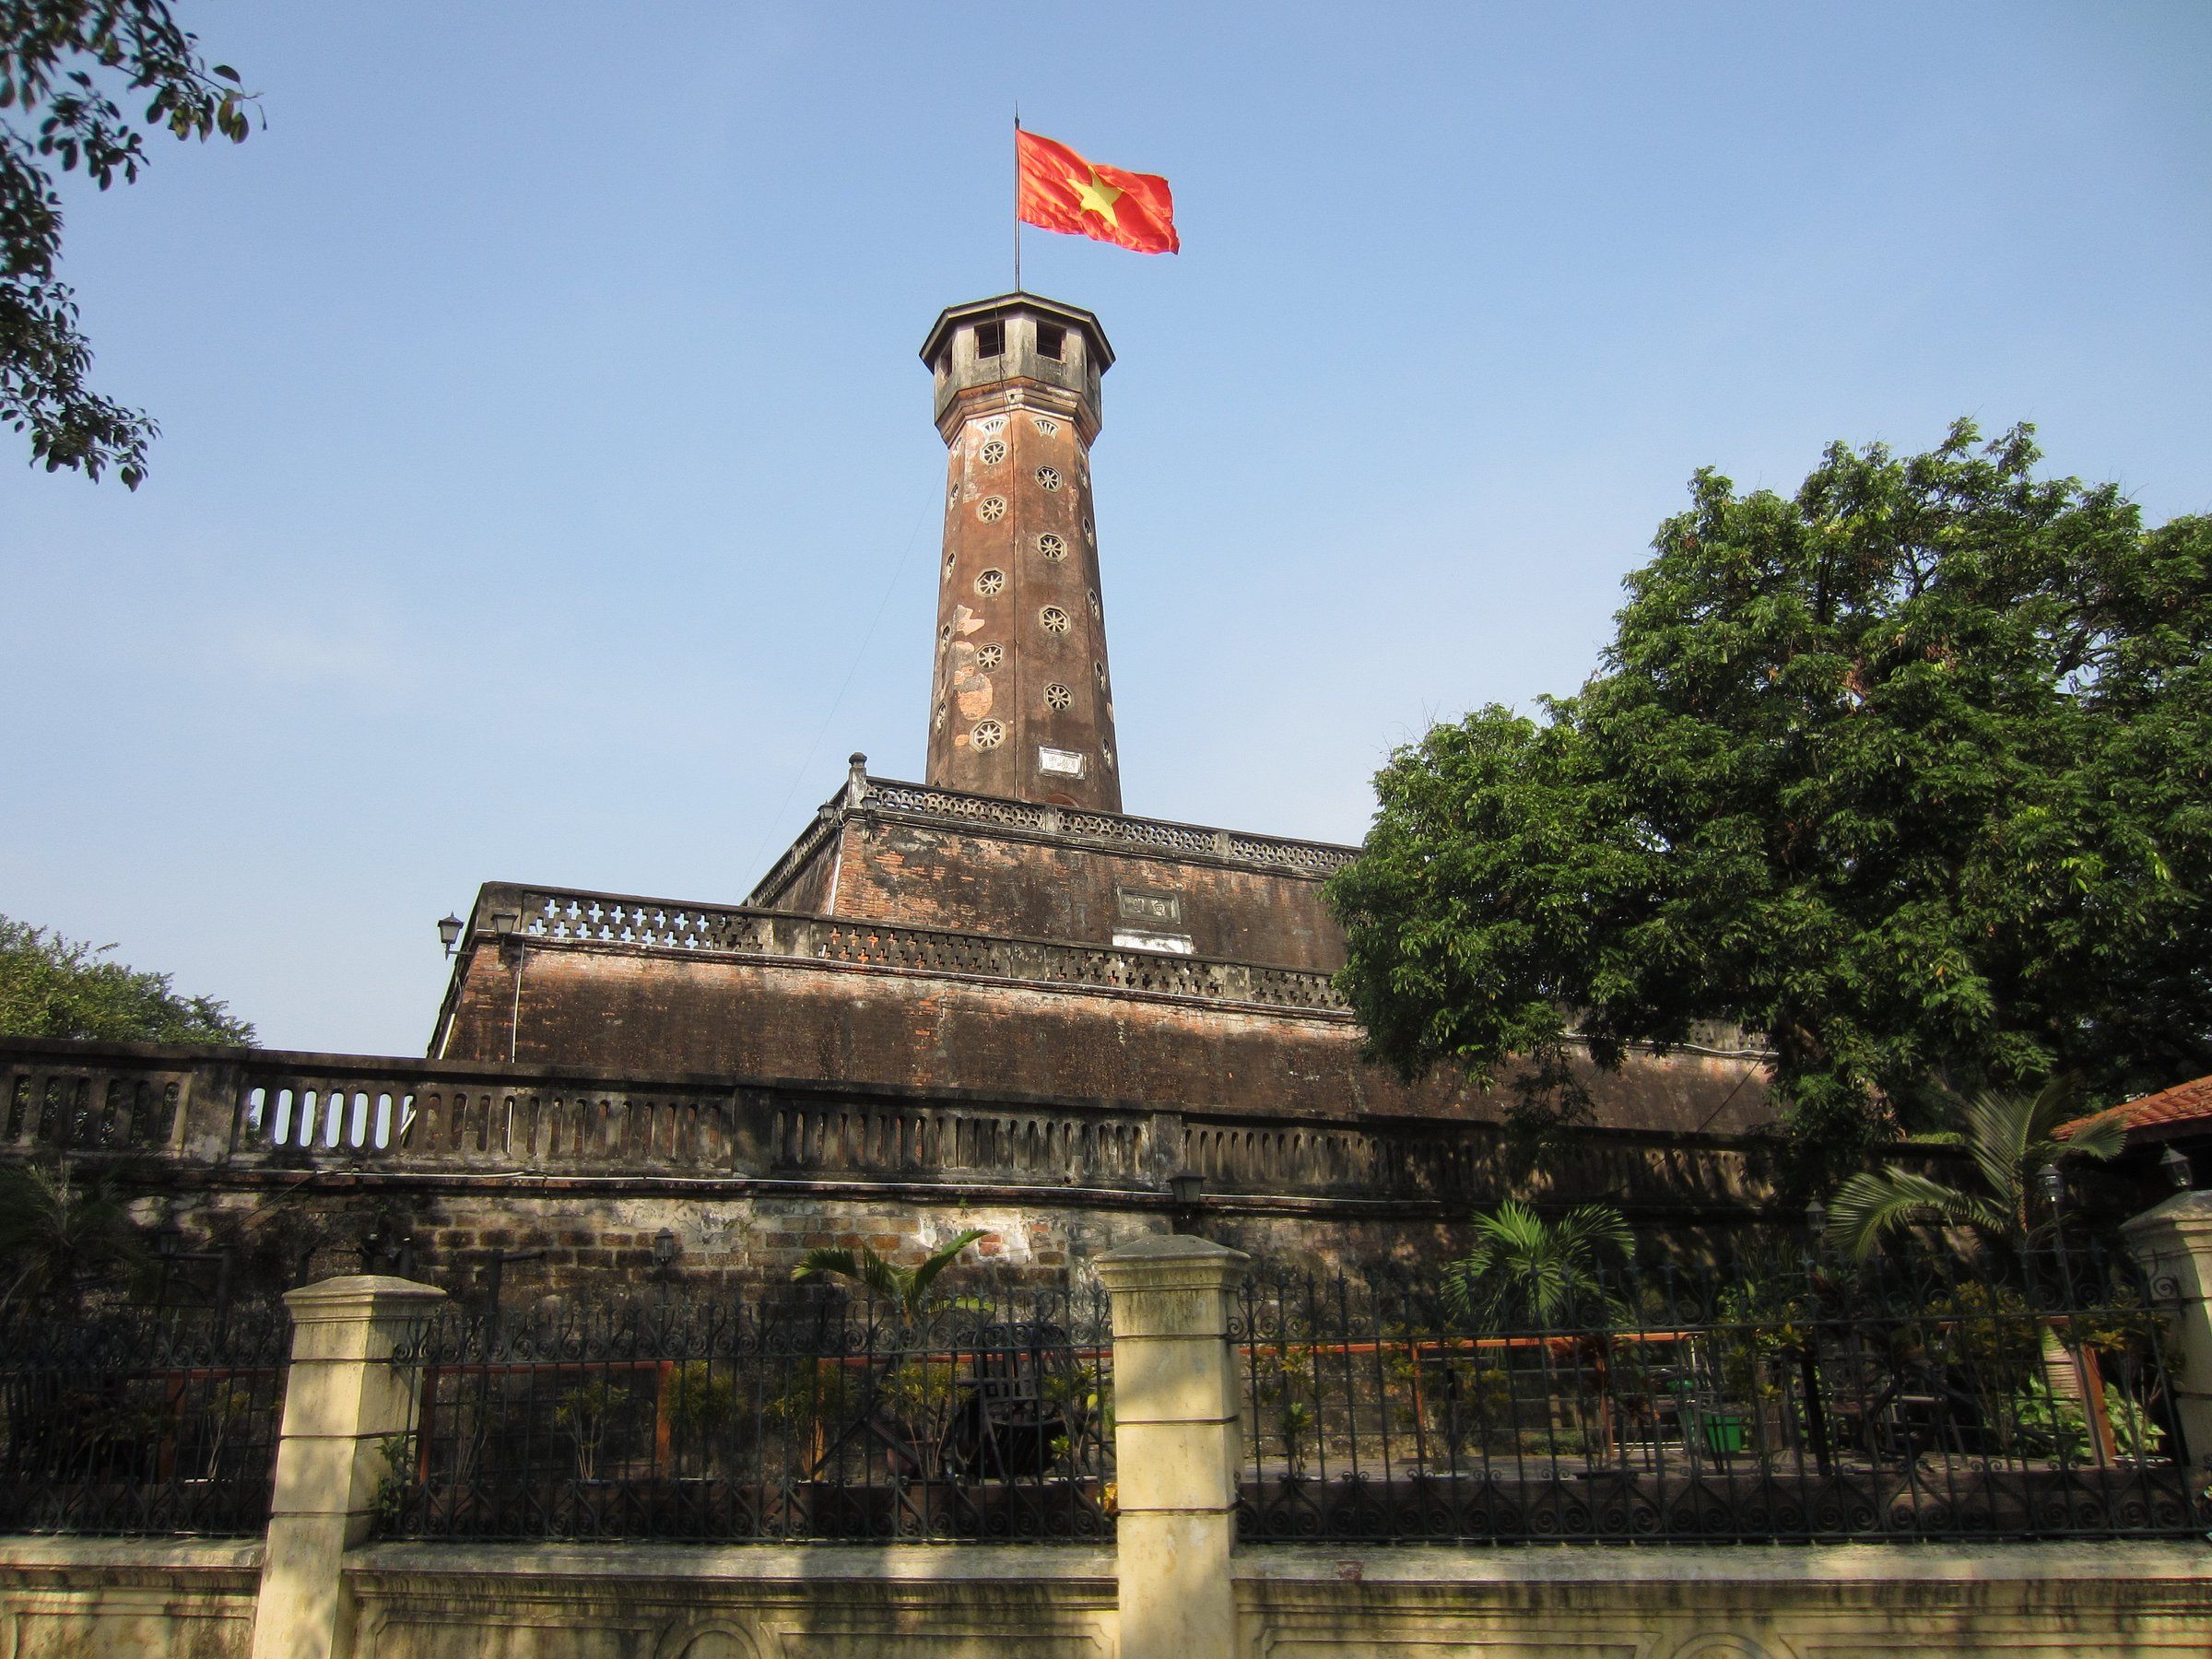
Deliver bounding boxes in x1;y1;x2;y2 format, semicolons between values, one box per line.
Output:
0;1158;147;1313
1440;1201;1632;1329
1824;1077;2124;1261
792;1229;987;1319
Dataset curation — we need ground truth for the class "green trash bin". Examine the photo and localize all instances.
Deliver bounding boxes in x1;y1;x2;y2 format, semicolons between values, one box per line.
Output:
1696;1410;1749;1455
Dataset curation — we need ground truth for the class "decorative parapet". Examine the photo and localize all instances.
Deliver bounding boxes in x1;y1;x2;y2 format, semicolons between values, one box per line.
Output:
745;772;1358;909
0;1037;1782;1218
476;883;1354;1017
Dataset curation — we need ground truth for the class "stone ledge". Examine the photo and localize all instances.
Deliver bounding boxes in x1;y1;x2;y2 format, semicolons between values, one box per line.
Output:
1233;1539;2212;1588
351;1539;1116;1585
0;1535;263;1578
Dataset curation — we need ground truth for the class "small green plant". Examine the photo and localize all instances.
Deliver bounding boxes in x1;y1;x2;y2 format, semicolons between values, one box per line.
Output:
370;1435;414;1529
792;1230;987;1318
666;1360;737;1475
1440;1202;1630;1331
554;1378;629;1481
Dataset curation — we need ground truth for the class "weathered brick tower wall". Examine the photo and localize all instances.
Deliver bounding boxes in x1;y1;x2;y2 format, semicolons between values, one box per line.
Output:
924;296;1122;811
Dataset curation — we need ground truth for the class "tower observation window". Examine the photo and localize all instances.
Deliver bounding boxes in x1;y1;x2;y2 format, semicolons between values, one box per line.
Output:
975;320;1005;359
1035;322;1066;361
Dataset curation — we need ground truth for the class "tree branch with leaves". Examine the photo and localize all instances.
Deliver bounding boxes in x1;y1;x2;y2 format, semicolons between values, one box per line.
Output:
3;1;255;485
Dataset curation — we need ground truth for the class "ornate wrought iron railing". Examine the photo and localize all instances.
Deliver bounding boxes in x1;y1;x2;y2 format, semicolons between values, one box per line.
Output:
1233;1240;2206;1545
379;1281;1114;1544
0;1305;291;1536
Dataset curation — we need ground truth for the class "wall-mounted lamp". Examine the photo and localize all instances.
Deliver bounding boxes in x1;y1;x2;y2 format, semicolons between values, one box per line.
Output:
1805;1196;1828;1242
653;1229;680;1267
2161;1144;2194;1193
2039;1163;2066;1209
490;911;520;936
1168;1171;1204;1213
437;913;464;956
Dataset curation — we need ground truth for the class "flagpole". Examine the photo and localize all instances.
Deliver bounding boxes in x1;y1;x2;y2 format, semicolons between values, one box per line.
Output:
1013;106;1022;293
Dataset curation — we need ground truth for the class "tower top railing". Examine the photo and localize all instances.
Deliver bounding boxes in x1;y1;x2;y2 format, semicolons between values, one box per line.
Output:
746;771;1359;910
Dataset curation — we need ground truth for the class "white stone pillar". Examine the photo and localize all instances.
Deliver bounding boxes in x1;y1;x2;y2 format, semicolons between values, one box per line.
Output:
1096;1233;1250;1659
250;1275;449;1659
2120;1189;2212;1479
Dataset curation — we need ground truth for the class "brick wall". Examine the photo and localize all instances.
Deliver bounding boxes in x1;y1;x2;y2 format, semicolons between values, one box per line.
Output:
435;940;1771;1137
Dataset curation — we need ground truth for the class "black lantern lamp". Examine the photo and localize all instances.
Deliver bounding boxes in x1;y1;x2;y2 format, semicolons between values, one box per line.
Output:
1168;1171;1204;1212
2039;1163;2066;1209
1805;1196;1829;1253
2160;1143;2194;1193
437;913;464;956
653;1228;680;1267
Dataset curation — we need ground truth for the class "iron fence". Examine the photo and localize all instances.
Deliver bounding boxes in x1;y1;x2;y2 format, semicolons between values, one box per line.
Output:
1234;1240;2206;1545
0;1305;291;1535
379;1281;1114;1543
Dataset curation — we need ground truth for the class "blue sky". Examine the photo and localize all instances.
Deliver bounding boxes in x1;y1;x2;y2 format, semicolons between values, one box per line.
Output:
4;1;2207;1055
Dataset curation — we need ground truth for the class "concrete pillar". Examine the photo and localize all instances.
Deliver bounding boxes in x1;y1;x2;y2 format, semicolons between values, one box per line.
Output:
2120;1190;2212;1478
251;1275;449;1659
1096;1233;1249;1659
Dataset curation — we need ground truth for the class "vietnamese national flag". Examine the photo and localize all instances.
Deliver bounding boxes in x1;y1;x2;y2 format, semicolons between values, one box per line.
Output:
1017;129;1179;255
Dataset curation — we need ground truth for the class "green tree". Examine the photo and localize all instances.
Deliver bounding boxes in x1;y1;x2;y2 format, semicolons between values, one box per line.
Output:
792;1229;986;1319
0;1158;147;1311
1327;422;2212;1189
1440;1200;1631;1329
0;915;254;1043
4;2;254;486
1825;1077;2123;1259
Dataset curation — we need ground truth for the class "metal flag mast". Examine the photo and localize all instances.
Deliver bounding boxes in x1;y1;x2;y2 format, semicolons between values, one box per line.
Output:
1013;106;1023;292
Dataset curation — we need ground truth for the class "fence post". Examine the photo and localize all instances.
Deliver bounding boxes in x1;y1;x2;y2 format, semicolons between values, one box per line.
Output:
2120;1189;2212;1477
250;1274;448;1659
1096;1233;1250;1659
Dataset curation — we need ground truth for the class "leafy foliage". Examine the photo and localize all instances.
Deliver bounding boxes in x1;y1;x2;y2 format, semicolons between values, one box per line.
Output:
0;914;253;1043
791;1228;986;1319
1438;1199;1630;1328
0;1157;147;1311
3;2;255;485
1826;1077;2122;1258
1328;422;2212;1188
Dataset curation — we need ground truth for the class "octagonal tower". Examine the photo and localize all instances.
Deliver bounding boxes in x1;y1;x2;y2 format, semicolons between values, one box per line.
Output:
920;294;1122;811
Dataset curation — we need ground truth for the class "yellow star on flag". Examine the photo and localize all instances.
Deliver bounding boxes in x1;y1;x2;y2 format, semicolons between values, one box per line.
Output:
1070;169;1124;229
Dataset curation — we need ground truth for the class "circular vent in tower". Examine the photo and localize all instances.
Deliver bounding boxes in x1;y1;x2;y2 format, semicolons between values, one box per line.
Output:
1040;606;1070;636
1093;661;1107;687
975;569;1006;597
977;496;1007;523
1088;588;1101;617
1034;466;1062;491
1036;533;1066;561
1044;683;1073;711
980;439;1006;465
971;721;1005;750
977;642;1004;670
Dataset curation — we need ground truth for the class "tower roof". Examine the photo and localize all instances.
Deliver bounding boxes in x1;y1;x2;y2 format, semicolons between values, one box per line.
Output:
920;292;1114;372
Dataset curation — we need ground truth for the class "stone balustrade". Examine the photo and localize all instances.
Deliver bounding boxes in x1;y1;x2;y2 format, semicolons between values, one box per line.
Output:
0;1037;1777;1219
469;881;1355;1017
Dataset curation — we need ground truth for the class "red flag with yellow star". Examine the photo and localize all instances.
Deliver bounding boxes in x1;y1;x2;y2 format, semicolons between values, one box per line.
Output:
1017;129;1179;255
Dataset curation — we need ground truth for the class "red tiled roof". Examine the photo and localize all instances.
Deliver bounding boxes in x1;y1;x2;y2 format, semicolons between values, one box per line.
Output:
2060;1075;2212;1144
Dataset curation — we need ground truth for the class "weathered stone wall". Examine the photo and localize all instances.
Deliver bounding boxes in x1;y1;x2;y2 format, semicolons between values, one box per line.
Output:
6;1536;2207;1657
820;814;1347;971
433;940;1773;1136
1;1035;1796;1312
0;1538;258;1657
